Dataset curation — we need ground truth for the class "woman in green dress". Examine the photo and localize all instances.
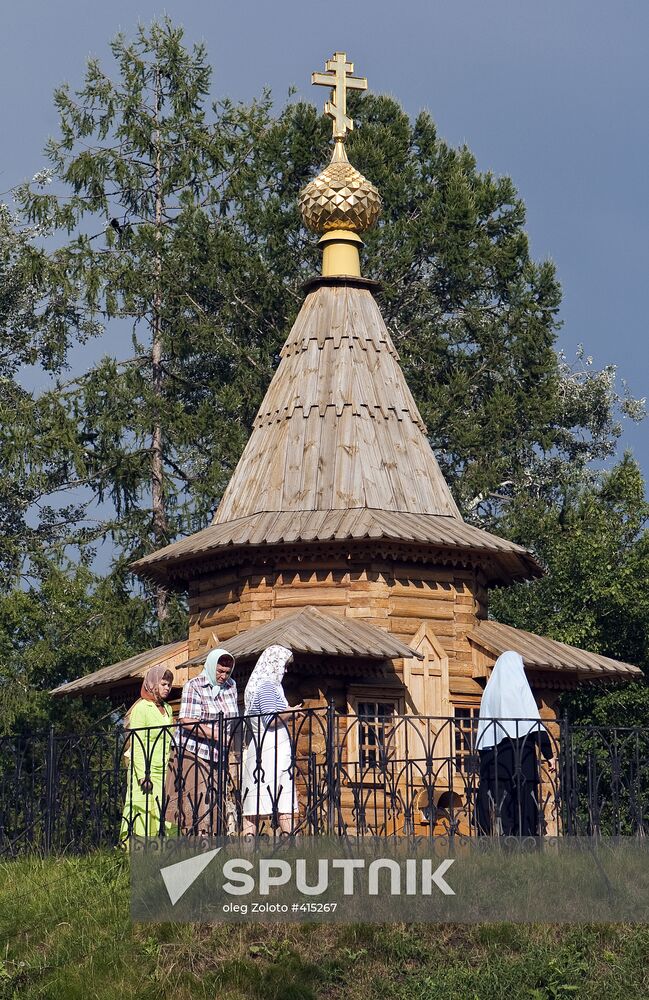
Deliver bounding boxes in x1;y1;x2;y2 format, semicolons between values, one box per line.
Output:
120;665;174;843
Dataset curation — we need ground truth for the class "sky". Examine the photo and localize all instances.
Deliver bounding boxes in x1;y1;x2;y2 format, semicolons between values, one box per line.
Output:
2;0;647;479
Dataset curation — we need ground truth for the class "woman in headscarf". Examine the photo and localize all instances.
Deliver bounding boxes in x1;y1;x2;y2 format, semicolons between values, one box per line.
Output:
120;665;174;844
165;647;238;836
240;645;302;836
475;650;554;837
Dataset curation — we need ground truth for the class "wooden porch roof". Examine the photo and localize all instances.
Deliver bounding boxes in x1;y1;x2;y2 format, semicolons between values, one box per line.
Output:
470;620;642;681
51;639;189;698
185;607;423;664
51;615;642;699
50;609;420;699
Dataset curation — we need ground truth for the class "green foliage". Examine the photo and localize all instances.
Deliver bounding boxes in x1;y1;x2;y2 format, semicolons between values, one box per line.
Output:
0;563;187;732
16;19;242;564
492;455;649;660
0;206;90;586
492;455;649;716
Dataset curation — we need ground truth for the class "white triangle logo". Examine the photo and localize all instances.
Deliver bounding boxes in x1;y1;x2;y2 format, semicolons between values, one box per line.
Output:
160;848;222;906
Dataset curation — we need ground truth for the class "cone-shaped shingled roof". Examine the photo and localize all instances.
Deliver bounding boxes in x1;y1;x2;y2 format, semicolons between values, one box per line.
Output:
132;275;542;588
214;280;460;522
131;56;543;590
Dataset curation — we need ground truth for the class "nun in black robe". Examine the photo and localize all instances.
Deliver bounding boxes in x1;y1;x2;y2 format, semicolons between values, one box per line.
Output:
475;651;554;837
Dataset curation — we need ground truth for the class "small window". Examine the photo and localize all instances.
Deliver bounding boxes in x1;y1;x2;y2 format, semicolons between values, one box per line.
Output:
357;701;397;768
453;705;479;774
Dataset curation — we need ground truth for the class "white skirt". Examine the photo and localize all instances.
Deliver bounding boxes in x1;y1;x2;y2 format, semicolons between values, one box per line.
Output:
241;723;297;816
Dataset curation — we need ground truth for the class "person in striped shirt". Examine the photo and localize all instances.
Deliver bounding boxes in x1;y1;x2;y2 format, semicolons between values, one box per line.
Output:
241;645;303;836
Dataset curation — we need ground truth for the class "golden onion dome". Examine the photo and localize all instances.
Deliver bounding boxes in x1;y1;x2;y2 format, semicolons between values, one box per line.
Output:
299;141;382;235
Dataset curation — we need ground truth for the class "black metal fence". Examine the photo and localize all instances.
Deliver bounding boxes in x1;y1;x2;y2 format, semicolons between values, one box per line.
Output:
1;709;647;856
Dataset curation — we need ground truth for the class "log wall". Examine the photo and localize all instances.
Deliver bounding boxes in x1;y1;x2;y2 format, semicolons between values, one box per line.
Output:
187;554;490;709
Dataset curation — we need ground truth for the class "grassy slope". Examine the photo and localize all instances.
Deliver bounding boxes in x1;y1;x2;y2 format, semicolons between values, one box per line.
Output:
0;852;648;1000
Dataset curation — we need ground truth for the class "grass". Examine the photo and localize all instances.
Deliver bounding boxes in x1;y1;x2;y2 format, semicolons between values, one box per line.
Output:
0;851;648;999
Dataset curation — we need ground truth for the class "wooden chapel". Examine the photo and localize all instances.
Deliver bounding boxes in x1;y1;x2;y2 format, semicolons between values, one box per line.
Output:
54;52;641;751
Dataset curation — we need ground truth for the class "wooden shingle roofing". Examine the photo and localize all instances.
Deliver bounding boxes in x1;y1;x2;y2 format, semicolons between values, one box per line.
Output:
131;508;541;586
213;284;460;522
131;280;542;588
51;639;189;697
470;620;642;680
185;607;423;664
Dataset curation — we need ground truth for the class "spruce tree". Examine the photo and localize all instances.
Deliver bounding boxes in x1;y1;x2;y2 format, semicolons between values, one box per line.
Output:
0;201;91;586
17;18;270;622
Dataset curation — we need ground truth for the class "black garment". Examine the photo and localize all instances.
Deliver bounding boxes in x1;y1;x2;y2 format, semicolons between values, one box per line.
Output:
477;731;553;836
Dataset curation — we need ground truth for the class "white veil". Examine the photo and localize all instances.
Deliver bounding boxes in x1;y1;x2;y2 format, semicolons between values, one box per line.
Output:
476;650;541;750
244;645;292;714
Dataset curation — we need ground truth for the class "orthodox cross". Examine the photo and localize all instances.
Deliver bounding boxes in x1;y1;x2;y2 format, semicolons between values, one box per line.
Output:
312;52;367;141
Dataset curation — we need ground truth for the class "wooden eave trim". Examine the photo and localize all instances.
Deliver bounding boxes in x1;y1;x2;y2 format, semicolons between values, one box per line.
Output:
264;655;396;677
134;538;537;592
469;635;502;677
523;670;595;690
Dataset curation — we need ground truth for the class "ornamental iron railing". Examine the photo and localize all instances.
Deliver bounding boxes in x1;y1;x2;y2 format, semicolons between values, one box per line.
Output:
0;709;647;856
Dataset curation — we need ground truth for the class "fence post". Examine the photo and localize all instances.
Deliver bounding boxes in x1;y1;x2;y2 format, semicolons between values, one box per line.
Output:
326;698;337;835
217;711;225;837
44;725;56;855
559;713;573;836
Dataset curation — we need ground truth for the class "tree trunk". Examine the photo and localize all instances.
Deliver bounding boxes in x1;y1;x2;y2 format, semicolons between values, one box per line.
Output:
151;312;167;621
152;67;168;622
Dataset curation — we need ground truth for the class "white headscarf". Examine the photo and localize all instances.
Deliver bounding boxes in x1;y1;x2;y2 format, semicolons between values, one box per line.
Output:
476;650;541;750
244;645;293;713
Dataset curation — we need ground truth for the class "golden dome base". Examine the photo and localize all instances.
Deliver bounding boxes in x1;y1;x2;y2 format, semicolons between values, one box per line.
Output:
318;229;363;277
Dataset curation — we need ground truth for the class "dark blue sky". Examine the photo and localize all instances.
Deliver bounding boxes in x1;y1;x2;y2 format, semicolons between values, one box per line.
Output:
3;0;647;477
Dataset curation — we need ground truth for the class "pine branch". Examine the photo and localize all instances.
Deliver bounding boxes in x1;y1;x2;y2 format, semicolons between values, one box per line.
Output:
184;292;261;370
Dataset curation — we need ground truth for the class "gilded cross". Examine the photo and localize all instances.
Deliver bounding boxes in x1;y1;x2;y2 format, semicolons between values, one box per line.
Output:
312;52;367;141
